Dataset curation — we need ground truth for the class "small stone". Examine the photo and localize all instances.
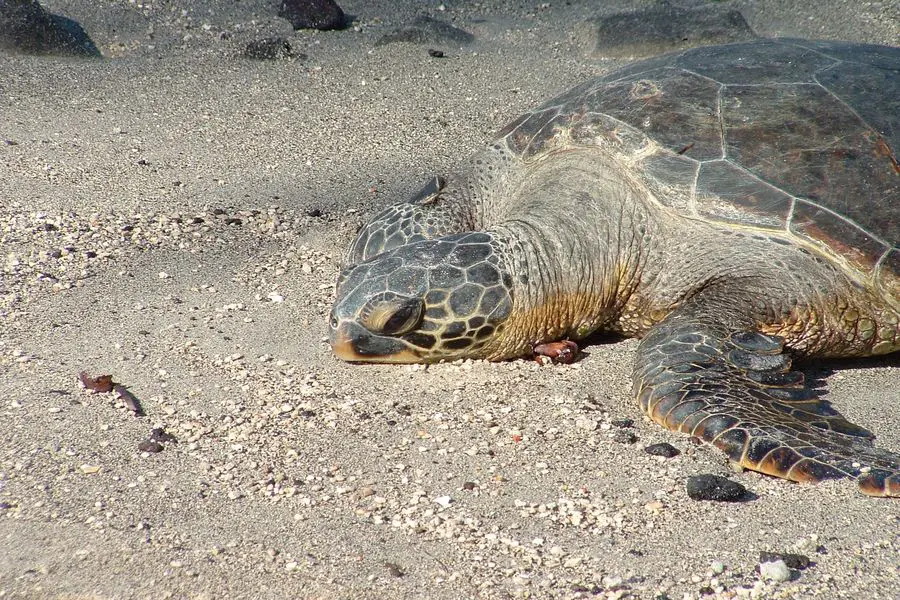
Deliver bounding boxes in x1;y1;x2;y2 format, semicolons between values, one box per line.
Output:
384;562;404;577
150;428;177;443
462;481;476;491
711;561;726;574
611;418;634;428
758;551;810;570
138;440;164;453
759;559;791;582
644;442;680;458
433;495;452;508
79;464;101;474
686;474;747;502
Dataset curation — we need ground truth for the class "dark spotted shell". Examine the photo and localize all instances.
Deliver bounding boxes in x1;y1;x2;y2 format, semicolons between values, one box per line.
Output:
497;38;899;294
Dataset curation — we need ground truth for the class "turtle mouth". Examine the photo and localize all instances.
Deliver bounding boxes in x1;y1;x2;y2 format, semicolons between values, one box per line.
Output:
329;321;423;363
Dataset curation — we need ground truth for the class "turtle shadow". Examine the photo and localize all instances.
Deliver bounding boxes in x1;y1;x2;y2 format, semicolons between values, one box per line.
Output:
799;353;899;380
795;353;899;400
575;331;631;360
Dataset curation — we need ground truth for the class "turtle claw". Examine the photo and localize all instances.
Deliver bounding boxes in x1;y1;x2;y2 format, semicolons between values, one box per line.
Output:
533;340;579;364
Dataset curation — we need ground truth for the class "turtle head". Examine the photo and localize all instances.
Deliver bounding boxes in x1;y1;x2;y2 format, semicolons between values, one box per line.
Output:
329;232;514;363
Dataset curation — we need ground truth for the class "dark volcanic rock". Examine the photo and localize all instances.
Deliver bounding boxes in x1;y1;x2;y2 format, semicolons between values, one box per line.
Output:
580;4;756;58
759;551;811;570
375;16;474;47
686;474;748;502
0;0;100;56
279;0;346;31
644;442;680;458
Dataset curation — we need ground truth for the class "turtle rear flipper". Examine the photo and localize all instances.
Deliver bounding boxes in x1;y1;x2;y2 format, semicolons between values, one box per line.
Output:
634;311;900;497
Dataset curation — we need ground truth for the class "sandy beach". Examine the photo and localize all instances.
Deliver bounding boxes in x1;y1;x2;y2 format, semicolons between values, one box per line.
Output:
1;1;898;598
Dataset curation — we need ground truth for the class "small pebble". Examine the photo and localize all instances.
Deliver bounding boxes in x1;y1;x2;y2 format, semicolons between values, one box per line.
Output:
611;418;634;428
138;440;164;453
759;551;810;570
686;474;747;502
433;495;452;508
644;442;680;458
150;428;178;443
759;559;792;582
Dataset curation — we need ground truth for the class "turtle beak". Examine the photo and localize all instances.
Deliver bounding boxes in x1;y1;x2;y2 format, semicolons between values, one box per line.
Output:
329;320;423;363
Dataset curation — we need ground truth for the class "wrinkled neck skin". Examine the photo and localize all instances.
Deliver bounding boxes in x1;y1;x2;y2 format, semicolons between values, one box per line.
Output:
479;150;655;359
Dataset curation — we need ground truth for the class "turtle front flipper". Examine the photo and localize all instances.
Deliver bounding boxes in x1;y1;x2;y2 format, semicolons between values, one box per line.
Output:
634;316;900;497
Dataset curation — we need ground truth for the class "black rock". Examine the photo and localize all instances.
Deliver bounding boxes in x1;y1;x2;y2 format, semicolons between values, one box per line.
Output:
279;0;346;31
0;0;100;56
759;551;811;570
150;427;177;443
611;418;634;428
686;474;747;502
644;442;680;458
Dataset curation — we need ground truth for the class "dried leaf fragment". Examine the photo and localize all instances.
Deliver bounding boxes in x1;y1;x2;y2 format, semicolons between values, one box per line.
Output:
78;371;114;393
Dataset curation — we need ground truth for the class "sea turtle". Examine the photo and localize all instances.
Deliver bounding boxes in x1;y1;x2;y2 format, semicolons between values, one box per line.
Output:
329;38;899;496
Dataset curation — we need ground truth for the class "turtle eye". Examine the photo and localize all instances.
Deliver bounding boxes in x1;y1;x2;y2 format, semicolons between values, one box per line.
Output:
361;296;424;336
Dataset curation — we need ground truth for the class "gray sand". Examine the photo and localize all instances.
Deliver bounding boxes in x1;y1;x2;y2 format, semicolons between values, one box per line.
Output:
1;1;898;598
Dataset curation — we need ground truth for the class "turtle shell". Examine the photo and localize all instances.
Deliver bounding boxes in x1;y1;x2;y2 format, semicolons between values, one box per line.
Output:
496;38;899;295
